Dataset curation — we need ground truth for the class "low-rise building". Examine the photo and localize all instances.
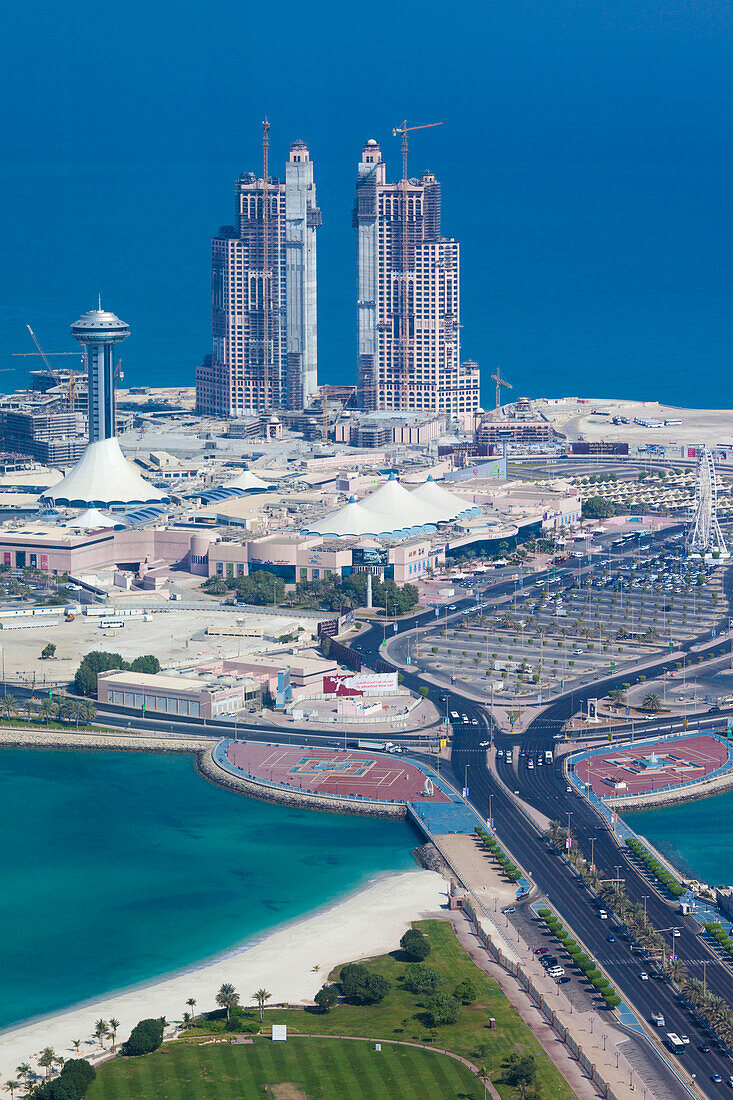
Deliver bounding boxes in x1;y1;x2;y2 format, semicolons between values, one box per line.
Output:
97;668;262;718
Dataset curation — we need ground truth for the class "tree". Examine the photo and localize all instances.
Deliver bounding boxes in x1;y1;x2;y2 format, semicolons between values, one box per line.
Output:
93;1020;108;1048
253;988;271;1022
41;643;56;660
505;1053;538;1098
39;700;58;725
215;983;240;1020
400;928;431;961
56;1059;95;1097
15;1065;31;1090
4;1082;18;1098
129;655;161;675
186;997;197;1021
108;1018;120;1051
38;1049;57;1081
403;964;443;995
314;984;339;1013
121;1018;165;1057
642;692;661;713
426;992;460;1027
70;1041;81;1054
454;977;478;1005
339;963;391;1005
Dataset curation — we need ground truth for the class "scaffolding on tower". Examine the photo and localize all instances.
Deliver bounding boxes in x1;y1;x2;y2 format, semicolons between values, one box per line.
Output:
687;446;729;560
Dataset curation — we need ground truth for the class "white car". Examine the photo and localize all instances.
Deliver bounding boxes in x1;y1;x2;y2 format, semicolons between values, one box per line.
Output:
598;909;608;920
639;971;649;981
671;929;680;937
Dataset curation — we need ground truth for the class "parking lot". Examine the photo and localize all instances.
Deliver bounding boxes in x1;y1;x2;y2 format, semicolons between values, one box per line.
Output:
414;535;728;703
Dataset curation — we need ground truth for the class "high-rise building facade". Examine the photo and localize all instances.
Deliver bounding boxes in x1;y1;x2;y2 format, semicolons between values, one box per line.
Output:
196;141;321;417
71;307;129;443
354;139;479;415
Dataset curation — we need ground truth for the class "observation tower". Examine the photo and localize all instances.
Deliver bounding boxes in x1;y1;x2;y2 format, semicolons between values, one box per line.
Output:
71;305;129;444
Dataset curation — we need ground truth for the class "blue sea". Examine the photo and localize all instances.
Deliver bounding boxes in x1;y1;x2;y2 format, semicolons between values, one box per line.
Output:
0;1;731;409
0;749;419;1031
625;788;733;886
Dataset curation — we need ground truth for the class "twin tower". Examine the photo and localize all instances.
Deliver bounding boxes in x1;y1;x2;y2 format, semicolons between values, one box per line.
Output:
195;137;480;421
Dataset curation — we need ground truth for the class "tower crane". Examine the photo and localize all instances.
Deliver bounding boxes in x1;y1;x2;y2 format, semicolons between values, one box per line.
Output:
391;121;443;411
491;366;513;411
14;325;83;411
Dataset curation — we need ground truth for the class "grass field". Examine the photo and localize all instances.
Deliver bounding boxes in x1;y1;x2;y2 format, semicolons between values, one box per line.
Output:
177;919;575;1099
85;1037;483;1099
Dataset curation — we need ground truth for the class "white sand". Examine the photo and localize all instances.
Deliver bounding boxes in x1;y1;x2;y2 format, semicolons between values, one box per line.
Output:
0;868;447;1081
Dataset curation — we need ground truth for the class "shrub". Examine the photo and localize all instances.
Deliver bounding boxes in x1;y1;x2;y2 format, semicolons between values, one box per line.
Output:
401;928;431;961
314;984;339;1013
404;964;443;995
340;963;391;1004
454;977;477;1004
122;1017;165;1057
426;991;461;1027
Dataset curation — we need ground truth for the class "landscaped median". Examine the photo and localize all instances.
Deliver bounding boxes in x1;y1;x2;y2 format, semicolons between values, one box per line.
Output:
474;827;522;883
624;837;685;898
704;922;733;957
536;908;621;1009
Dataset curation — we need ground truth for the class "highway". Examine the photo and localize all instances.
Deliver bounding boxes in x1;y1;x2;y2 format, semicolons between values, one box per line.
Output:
12;523;732;1095
352;532;733;1098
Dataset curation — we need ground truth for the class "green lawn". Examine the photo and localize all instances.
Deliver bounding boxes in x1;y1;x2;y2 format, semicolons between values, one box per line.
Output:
181;919;577;1099
86;1037;483;1099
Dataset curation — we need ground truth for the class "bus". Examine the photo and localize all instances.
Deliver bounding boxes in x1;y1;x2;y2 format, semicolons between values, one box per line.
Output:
99;619;125;629
665;1033;685;1055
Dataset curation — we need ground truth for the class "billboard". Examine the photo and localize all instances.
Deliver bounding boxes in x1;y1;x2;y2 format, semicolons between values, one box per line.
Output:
352;547;388;567
324;671;398;697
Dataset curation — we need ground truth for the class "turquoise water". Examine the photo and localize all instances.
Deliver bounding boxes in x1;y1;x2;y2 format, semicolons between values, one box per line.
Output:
0;749;419;1032
624;789;733;885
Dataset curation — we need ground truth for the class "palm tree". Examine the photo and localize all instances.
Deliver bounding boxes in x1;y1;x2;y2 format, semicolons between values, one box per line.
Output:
14;1065;31;1090
108;1018;120;1051
641;692;661;713
94;1019;108;1048
70;1040;82;1053
0;695;18;721
21;699;34;722
38;700;57;725
253;988;271;1022
38;1049;56;1081
186;997;197;1021
79;700;96;727
215;983;239;1021
4;1082;18;1098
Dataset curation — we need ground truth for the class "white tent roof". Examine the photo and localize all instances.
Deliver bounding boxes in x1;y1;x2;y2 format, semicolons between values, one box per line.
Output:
307;474;481;538
62;507;121;530
224;469;272;492
410;476;476;521
309;497;382;537
359;474;432;528
40;438;169;508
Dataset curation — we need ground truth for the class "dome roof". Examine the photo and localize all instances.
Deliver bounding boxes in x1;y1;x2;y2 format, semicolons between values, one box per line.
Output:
40;438;169;508
71;308;129;342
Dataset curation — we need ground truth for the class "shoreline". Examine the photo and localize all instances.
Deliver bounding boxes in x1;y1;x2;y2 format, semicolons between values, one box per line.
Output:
0;867;447;1082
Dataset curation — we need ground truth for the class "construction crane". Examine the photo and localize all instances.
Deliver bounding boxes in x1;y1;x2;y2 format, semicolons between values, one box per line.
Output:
491;366;513;411
14;325;83;410
392;120;443;182
391;121;443;411
262;117;271;413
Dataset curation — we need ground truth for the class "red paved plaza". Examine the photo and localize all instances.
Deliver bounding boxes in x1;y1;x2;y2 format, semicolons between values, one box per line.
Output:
575;734;729;797
226;742;450;803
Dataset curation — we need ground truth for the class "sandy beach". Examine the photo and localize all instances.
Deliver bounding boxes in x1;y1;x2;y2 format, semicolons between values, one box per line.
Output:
0;867;447;1082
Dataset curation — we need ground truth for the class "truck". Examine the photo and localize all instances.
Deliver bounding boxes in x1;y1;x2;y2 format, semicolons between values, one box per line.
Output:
357;739;401;754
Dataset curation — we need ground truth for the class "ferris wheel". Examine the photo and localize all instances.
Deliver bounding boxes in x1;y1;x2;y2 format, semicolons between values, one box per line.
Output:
687;446;728;558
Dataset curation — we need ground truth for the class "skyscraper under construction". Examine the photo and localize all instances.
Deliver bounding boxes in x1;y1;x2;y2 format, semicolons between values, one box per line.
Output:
196;138;321;416
354;139;479;415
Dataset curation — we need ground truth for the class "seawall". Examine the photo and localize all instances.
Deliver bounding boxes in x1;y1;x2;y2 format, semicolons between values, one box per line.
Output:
196;745;407;820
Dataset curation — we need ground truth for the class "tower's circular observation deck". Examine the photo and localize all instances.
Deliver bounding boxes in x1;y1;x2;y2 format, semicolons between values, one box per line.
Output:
71;309;129;344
